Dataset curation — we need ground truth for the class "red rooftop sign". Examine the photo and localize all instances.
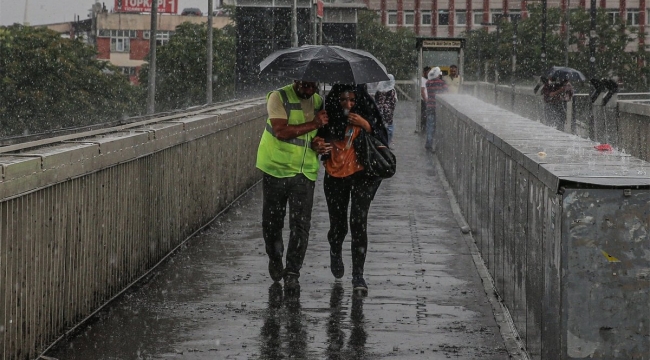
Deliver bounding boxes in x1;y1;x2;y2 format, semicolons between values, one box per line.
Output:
114;0;179;14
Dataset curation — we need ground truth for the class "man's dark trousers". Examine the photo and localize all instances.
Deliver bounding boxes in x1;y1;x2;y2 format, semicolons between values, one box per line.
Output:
420;100;427;132
262;173;315;276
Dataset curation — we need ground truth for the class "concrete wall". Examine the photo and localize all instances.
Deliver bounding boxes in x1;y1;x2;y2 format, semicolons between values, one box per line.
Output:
467;81;650;162
435;94;650;359
0;99;267;359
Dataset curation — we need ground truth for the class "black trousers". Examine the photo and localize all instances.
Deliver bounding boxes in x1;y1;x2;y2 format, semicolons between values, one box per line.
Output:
323;172;381;277
262;173;315;276
420;100;427;132
545;102;567;131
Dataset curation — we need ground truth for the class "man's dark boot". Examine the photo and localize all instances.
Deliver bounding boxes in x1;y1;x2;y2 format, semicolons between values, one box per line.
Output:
268;258;284;282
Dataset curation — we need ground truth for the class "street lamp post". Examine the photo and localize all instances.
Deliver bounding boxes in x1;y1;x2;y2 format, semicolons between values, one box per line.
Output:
476;30;482;96
207;0;214;105
495;19;500;104
588;0;597;139
542;0;547;69
511;16;518;110
147;0;158;114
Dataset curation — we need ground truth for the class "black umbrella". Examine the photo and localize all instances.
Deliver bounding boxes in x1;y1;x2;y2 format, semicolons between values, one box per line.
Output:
259;45;389;84
545;66;586;82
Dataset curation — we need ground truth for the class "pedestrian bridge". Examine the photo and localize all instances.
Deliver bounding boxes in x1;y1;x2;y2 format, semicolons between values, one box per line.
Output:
1;95;648;360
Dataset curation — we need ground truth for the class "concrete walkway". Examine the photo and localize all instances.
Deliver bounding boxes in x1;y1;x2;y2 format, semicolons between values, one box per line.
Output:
45;102;520;359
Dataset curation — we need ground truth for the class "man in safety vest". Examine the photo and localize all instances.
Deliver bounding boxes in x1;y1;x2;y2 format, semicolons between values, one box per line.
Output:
256;80;331;293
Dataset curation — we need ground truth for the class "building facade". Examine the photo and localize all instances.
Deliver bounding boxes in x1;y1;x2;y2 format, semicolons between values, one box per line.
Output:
363;0;647;50
45;9;231;84
95;12;231;84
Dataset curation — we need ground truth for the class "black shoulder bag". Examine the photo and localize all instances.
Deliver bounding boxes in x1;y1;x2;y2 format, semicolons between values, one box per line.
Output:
355;131;397;179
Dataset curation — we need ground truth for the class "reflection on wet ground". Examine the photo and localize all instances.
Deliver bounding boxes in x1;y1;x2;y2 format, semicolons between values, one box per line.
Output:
46;103;509;359
259;282;368;360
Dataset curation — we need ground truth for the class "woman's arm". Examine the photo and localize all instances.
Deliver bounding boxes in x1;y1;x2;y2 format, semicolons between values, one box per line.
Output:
347;113;372;132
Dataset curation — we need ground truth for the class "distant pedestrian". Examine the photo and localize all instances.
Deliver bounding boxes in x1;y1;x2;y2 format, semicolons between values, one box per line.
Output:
425;67;448;151
256;80;330;292
374;74;398;147
317;84;388;295
442;64;463;94
420;66;432;133
541;77;573;131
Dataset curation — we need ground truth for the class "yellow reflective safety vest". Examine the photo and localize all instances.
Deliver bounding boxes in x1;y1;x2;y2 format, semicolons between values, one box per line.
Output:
256;84;324;181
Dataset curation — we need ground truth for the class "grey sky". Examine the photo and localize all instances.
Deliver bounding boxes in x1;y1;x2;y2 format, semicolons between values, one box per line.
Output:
0;0;213;26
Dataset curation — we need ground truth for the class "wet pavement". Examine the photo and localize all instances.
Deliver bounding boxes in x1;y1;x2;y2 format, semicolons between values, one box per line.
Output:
45;102;517;359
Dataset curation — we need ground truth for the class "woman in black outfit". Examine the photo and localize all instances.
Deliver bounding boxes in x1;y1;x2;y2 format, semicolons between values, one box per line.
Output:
317;84;388;294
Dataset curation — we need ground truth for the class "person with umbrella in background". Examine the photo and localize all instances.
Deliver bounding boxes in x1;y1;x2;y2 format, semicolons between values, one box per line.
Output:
540;66;582;131
316;84;389;295
541;77;574;131
374;74;398;147
256;80;331;293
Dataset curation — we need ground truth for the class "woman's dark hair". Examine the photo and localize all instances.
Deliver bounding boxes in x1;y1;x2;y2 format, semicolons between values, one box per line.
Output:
324;84;358;141
321;84;389;145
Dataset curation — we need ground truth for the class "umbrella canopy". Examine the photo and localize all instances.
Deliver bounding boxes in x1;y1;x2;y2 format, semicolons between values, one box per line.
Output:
259;45;390;84
545;66;586;82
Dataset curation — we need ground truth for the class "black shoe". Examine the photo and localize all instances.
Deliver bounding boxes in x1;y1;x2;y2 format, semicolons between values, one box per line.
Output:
284;272;300;292
330;251;344;279
352;276;368;295
268;258;284;282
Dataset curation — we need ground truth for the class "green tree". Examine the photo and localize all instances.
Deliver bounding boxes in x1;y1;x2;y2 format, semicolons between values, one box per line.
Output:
462;5;648;91
138;22;236;111
0;25;141;137
356;10;417;81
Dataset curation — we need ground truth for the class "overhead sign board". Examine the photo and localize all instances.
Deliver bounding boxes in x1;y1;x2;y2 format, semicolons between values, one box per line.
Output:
114;0;178;14
421;39;462;48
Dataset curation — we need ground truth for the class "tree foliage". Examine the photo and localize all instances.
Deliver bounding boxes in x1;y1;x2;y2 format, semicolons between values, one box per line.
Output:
0;25;141;137
356;10;417;81
138;22;236;111
462;5;648;91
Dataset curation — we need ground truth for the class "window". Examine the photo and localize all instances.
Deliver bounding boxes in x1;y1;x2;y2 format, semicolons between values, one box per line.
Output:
473;11;483;26
606;10;619;24
627;9;639;25
108;30;136;53
118;67;136;76
491;10;503;23
455;10;466;26
111;36;129;52
438;10;449;25
100;29;135;38
421;11;432;25
156;31;172;46
404;11;415;25
142;31;174;45
386;11;397;25
508;10;521;22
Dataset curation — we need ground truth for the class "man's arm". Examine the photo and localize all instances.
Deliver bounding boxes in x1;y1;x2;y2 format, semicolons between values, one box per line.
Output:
266;91;328;140
270;110;328;140
420;87;427;102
